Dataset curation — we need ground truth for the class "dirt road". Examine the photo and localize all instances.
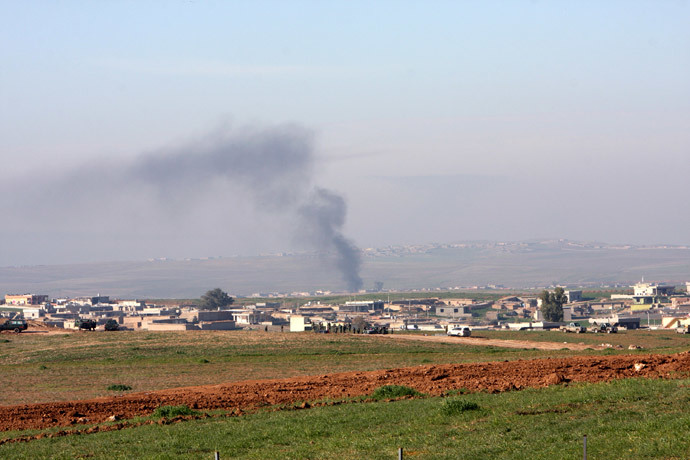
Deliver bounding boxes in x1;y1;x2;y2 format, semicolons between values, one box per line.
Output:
382;332;596;350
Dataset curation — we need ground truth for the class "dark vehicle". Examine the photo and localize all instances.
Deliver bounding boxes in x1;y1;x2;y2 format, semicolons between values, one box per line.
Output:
74;318;97;331
364;326;388;334
590;323;618;333
104;319;119;331
0;319;28;333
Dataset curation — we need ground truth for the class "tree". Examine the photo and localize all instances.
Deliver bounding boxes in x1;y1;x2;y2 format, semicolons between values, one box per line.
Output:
199;288;234;310
351;316;369;331
539;287;566;322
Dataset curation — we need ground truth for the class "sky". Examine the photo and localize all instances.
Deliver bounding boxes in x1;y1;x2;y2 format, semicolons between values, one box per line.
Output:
1;1;689;268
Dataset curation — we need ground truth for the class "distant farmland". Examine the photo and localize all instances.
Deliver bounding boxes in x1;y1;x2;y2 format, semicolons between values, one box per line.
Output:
1;240;689;297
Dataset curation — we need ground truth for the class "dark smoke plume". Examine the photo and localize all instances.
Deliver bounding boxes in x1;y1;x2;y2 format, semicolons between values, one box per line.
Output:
126;124;364;291
3;123;364;291
127;124;315;209
299;188;363;291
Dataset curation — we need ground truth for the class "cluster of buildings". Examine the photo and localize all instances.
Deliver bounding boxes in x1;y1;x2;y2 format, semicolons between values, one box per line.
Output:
1;294;280;331
2;281;690;333
506;282;690;330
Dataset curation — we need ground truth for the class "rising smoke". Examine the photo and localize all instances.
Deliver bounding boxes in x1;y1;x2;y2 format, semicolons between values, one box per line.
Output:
299;188;363;292
3;124;364;291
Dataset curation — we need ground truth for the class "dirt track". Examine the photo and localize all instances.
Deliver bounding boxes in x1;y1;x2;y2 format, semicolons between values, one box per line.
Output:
2;352;690;434
382;332;596;350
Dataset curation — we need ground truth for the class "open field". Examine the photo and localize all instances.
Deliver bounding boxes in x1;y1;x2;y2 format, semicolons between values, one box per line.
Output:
2;329;689;406
2;329;690;457
3;377;690;459
0;329;559;405
3;349;690;431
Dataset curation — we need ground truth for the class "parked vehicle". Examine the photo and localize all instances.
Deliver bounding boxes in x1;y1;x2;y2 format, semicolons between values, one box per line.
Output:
447;326;471;337
676;325;690;334
589;323;618;333
74;318;97;331
364;326;388;334
0;319;28;333
104;319;119;331
560;322;586;333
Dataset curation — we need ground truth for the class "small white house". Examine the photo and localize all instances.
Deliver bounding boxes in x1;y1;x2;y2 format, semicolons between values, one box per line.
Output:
290;315;312;332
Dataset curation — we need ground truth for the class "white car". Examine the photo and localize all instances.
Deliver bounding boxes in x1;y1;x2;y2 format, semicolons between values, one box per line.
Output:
447;326;471;337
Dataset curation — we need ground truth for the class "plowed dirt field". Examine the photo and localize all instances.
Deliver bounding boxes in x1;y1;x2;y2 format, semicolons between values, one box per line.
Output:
2;352;689;434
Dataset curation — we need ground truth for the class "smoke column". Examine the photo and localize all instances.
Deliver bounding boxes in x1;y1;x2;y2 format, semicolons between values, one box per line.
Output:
299;188;363;291
3;123;364;291
127;124;364;291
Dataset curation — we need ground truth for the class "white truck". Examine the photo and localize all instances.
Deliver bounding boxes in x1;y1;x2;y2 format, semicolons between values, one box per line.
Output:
447;326;471;337
560;322;586;333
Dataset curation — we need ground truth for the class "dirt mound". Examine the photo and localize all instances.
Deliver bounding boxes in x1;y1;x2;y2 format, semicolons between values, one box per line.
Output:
1;352;689;433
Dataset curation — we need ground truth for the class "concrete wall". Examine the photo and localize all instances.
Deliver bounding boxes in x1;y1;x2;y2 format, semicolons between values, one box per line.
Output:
198;311;234;322
198;321;236;330
144;322;196;331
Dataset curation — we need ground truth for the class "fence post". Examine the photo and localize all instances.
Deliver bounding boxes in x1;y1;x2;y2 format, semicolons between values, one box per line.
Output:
214;451;220;460
583;435;587;460
398;447;403;460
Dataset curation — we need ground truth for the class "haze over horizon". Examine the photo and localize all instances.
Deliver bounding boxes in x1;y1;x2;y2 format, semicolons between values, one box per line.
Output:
2;1;688;269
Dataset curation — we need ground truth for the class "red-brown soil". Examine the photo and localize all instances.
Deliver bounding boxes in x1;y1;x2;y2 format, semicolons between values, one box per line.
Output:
2;352;690;434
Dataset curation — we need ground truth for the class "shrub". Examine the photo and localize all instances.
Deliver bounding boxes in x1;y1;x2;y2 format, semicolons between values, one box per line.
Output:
444;388;469;396
371;385;422;400
151;405;198;418
107;384;132;391
441;399;480;416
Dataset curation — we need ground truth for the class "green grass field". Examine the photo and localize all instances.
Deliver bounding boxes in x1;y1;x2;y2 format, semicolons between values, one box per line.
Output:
0;330;557;405
2;329;689;405
2;328;690;458
2;377;689;459
478;328;689;351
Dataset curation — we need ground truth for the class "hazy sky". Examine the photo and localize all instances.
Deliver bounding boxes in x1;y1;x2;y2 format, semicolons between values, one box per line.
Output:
1;1;688;267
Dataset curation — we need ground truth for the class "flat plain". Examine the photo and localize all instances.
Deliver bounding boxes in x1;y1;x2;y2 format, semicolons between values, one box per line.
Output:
2;328;689;458
2;328;686;406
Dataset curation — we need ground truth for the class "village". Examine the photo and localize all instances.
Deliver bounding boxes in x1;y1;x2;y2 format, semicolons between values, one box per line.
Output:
3;281;690;334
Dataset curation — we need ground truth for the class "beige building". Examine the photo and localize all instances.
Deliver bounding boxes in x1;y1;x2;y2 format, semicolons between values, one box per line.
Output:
5;294;49;306
290;315;312;332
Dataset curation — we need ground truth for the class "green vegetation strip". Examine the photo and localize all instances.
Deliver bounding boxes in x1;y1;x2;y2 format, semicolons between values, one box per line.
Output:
151;405;199;419
106;384;132;392
371;385;422;400
3;377;690;459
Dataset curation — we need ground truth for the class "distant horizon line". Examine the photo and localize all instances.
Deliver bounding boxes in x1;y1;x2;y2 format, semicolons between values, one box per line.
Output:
2;238;689;270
